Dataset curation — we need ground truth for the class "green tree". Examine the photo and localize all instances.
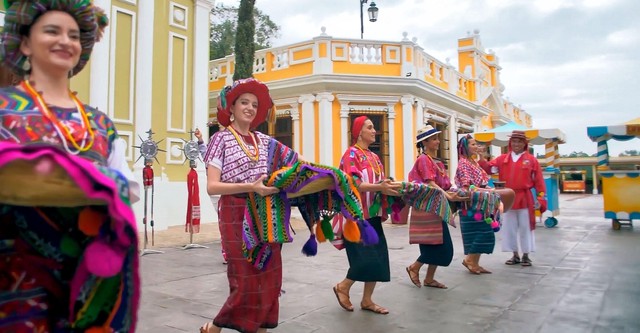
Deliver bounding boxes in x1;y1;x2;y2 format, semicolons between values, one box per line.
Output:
566;151;590;158
619;150;639;156
233;0;256;80
209;3;280;60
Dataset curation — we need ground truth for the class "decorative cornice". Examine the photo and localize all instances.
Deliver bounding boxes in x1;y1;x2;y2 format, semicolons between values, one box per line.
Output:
315;92;335;102
336;94;400;104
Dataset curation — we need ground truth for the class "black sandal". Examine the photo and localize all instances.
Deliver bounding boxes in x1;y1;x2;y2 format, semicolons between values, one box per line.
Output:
521;257;532;266
505;256;521;265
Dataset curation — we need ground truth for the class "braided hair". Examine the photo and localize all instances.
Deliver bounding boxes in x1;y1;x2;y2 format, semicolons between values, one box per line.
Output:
457;134;473;159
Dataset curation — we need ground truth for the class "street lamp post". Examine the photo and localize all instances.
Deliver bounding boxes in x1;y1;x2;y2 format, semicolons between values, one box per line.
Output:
360;0;379;39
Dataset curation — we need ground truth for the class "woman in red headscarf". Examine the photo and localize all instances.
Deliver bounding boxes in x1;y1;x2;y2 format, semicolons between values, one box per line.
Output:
331;116;401;315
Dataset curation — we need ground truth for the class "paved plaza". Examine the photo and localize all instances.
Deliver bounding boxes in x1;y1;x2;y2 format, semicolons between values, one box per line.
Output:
137;194;640;333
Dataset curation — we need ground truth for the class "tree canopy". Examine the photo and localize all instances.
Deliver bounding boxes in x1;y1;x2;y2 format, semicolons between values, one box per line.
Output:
209;3;280;60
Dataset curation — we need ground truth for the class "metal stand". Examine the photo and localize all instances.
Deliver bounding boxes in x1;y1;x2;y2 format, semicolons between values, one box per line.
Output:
140;160;163;256
181;142;207;250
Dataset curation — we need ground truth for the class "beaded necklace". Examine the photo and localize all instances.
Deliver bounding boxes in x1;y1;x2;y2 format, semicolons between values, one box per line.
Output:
228;125;259;162
354;144;381;175
21;80;95;154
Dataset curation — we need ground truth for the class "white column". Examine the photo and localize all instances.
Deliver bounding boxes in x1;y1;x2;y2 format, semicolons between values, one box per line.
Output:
90;0;112;111
401;96;415;179
448;114;458;180
387;103;397;179
133;0;154;168
290;104;301;152
193;0;215;139
339;102;350;153
416;99;426;129
317;92;335;165
298;94;316;162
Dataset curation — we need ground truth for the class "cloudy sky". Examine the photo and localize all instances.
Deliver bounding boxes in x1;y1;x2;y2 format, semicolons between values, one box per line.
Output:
216;0;639;156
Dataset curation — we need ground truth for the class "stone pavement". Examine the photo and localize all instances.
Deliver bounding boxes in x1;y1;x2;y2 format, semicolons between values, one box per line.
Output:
137;194;640;333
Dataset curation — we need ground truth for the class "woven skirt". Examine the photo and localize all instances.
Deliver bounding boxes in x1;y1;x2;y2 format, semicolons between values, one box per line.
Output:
416;220;454;266
460;214;495;255
345;217;390;282
213;195;281;333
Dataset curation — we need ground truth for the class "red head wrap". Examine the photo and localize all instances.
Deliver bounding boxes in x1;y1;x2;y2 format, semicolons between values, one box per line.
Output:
351;116;368;143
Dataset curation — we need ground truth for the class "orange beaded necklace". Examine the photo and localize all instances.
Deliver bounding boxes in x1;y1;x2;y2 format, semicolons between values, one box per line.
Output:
21;80;95;153
228;125;260;162
354;144;381;175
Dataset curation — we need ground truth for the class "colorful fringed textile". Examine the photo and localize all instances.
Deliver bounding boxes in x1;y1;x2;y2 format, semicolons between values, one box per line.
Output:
242;140;369;270
0;142;139;332
367;181;453;225
458;189;502;222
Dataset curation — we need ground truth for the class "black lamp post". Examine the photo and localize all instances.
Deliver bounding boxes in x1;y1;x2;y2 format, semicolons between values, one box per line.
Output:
360;0;379;39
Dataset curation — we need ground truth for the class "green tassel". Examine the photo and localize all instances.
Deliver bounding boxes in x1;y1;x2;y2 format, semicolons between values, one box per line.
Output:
320;216;334;241
368;193;381;217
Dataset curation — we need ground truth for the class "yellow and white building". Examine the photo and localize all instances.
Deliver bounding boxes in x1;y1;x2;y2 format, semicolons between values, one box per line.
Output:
208;28;532;183
1;1;533;231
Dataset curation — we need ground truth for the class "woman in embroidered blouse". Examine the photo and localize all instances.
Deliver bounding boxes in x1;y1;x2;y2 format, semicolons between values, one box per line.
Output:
405;125;461;289
202;78;297;333
0;2;139;331
332;116;401;315
454;134;494;275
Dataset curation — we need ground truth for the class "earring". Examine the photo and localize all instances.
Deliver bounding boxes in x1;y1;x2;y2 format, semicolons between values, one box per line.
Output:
229;113;235;122
21;57;31;73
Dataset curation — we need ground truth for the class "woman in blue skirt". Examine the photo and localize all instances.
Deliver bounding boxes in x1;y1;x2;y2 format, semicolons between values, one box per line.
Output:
454;135;494;275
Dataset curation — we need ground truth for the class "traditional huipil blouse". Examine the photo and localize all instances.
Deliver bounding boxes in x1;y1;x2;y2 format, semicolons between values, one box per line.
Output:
408;154;451;190
454;157;490;189
339;145;387;220
204;129;272;183
0;86;137;189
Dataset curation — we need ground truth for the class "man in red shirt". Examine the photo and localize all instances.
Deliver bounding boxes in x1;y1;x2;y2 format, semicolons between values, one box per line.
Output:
489;131;546;266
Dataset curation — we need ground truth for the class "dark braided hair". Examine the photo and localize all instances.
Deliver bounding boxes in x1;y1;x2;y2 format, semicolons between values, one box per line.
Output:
457;134;473;159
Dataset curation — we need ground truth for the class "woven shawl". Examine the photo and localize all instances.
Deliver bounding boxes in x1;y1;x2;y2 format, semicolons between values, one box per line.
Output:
242;139;368;270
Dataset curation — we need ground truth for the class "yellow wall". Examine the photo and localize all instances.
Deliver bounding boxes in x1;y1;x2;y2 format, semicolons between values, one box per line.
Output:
393;103;404;178
151;0;195;180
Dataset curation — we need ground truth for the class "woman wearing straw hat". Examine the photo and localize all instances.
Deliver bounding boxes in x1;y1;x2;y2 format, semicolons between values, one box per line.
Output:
332;116;401;315
405;125;463;289
0;1;140;331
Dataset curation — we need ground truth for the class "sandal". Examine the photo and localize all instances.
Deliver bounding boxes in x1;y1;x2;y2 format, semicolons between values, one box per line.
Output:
521;257;532;266
406;266;421;288
332;284;354;311
462;259;481;275
505;256;521;265
478;266;492;274
361;302;389;315
199;322;215;333
423;279;448;289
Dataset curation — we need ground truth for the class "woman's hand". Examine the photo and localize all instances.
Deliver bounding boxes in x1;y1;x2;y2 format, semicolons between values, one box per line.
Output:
380;179;401;196
445;191;469;202
252;175;280;196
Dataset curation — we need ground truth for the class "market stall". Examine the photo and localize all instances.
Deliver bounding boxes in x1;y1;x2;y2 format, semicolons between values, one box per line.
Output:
587;119;640;230
473;124;566;228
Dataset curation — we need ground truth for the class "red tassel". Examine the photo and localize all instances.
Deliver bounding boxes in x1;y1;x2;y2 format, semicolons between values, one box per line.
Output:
78;207;103;236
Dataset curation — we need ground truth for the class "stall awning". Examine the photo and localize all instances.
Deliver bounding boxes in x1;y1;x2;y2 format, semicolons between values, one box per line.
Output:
587;119;640;142
473;127;567;146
